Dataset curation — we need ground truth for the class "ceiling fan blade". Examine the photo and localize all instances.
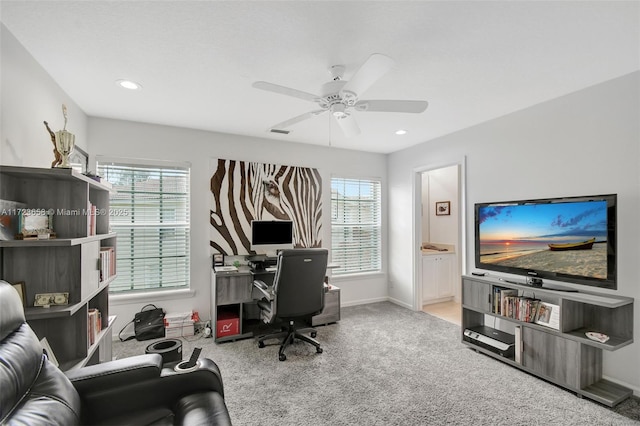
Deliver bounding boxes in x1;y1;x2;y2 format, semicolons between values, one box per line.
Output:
252;81;319;102
334;115;360;137
270;109;326;131
341;53;395;97
354;100;428;113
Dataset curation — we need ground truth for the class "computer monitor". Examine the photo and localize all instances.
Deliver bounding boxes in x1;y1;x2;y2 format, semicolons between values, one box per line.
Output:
250;220;294;254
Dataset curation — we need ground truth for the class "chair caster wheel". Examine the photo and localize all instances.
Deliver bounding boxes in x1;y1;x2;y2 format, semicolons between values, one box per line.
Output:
316;347;323;354
258;341;265;348
279;353;287;361
310;331;317;338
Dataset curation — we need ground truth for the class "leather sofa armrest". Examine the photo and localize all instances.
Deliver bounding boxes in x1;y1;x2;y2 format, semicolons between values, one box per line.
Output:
65;354;163;395
158;358;225;397
67;356;227;425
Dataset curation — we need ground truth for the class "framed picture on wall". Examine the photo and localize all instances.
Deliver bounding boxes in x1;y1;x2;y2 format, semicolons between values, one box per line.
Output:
435;201;451;216
213;253;224;267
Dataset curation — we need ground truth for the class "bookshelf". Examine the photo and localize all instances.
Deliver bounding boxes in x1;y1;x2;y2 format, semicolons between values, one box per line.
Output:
461;274;634;407
0;166;117;371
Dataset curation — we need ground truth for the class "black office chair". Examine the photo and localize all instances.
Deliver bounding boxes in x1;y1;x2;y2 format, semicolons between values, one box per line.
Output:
253;248;328;361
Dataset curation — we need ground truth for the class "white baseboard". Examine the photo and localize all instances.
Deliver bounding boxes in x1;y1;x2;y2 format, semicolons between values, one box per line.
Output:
341;296;390;308
386;297;413;310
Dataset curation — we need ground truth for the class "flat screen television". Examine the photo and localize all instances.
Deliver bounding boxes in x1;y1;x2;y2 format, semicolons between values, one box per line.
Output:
475;194;617;290
251;220;294;254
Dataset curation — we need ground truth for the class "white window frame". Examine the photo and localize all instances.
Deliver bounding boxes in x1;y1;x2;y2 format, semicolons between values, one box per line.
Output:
330;176;382;276
97;157;191;294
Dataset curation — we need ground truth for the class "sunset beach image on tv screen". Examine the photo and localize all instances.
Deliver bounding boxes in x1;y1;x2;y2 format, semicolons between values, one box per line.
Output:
477;200;608;279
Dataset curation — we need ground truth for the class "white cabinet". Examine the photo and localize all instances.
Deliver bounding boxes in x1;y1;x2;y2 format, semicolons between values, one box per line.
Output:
422;253;455;303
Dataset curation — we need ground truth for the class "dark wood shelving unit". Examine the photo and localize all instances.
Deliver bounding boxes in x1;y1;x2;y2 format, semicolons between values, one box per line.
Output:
0;166;117;371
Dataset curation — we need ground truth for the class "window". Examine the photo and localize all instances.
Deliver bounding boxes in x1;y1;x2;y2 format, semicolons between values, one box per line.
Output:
331;177;382;275
97;160;190;293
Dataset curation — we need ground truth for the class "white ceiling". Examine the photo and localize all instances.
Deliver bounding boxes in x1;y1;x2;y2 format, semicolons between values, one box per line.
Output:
1;1;638;154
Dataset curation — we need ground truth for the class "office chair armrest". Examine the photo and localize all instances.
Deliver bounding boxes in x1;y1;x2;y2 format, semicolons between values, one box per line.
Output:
253;280;272;300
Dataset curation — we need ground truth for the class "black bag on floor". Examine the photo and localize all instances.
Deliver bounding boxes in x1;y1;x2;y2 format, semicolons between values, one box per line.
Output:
119;304;165;341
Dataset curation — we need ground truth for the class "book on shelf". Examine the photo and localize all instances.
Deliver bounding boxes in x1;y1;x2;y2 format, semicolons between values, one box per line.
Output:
499;288;518;316
87;202;97;236
534;302;560;330
99;246;116;282
88;308;102;345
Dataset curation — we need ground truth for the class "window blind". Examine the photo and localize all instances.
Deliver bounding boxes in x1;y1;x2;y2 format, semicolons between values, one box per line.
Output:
331;178;382;275
97;161;190;293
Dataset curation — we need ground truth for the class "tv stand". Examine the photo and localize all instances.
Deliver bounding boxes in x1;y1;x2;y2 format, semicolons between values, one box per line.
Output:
462;274;634;406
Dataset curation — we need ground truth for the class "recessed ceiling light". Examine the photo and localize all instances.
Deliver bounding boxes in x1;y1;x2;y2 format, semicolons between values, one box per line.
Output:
395;129;407;135
116;79;142;90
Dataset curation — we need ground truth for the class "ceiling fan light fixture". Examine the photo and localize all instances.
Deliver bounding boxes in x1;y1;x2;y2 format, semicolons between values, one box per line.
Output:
331;103;348;119
116;79;142;90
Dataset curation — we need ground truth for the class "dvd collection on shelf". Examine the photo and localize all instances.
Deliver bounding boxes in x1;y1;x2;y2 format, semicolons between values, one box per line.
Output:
493;286;560;330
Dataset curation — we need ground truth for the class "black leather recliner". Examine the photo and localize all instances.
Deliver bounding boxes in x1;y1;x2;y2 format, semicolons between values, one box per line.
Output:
0;280;232;425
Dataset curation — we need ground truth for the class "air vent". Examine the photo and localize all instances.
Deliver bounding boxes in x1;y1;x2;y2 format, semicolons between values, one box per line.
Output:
270;129;290;135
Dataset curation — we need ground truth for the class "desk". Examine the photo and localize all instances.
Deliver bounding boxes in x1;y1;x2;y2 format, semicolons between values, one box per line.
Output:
211;268;340;343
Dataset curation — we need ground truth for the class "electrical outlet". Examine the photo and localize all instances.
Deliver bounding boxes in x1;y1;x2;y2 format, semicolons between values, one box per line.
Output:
204;321;212;338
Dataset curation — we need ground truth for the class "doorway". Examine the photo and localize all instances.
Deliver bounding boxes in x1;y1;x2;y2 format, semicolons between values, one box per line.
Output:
413;159;466;320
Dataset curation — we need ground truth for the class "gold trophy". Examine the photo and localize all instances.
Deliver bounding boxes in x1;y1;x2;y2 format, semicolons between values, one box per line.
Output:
54;104;75;168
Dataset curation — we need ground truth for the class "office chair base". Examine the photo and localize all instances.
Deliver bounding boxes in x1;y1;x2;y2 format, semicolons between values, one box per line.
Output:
257;322;322;361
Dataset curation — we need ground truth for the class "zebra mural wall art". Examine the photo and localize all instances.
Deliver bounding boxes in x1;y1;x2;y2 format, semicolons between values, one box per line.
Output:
210;158;322;255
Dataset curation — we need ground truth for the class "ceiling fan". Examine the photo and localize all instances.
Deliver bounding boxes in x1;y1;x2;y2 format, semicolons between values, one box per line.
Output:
252;53;428;137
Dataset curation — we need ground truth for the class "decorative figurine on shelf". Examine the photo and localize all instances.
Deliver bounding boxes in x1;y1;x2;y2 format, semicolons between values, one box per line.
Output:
45;104;75;168
44;121;61;168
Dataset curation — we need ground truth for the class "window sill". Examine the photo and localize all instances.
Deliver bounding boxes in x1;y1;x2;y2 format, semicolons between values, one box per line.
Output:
109;288;195;306
330;271;385;282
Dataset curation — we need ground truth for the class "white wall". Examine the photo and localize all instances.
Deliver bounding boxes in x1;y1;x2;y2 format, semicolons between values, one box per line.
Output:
87;118;388;335
0;24;88;168
424;165;458;247
388;72;640;393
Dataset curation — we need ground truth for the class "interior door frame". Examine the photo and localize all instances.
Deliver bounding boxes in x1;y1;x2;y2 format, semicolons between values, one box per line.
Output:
412;157;467;311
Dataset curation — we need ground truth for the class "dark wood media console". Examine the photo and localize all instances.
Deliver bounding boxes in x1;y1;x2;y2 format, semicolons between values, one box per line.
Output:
461;274;634;407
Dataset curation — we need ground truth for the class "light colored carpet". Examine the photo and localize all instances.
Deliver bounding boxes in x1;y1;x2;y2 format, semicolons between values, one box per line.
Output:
113;302;639;425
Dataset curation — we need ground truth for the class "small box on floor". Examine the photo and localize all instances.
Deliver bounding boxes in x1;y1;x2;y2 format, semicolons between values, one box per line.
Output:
164;311;195;338
216;311;239;338
165;321;195;338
